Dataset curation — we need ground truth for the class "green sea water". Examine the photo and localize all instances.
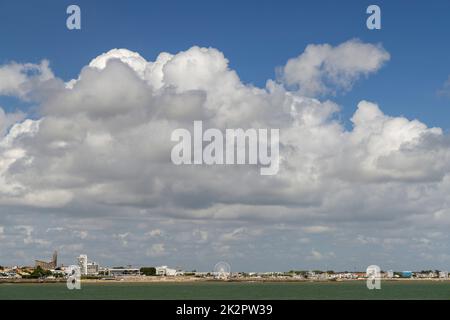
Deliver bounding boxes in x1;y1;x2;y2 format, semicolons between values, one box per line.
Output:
1;281;450;300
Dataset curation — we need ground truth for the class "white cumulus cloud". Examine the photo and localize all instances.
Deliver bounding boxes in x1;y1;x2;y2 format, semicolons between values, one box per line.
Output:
280;39;390;96
0;41;450;269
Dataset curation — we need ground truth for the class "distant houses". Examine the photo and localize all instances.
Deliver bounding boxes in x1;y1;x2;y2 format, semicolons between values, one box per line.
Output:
156;266;184;276
1;252;449;281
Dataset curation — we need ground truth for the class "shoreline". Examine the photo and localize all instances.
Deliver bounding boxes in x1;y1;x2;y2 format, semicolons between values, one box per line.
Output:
1;277;450;284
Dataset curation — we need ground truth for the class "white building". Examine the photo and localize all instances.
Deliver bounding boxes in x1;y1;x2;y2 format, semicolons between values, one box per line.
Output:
87;261;99;275
78;254;88;275
156;265;178;276
107;268;140;277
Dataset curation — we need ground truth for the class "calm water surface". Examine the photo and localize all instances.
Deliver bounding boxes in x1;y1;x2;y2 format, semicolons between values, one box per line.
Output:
1;281;449;300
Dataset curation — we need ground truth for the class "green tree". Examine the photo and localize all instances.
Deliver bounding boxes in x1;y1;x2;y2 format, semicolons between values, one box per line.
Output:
27;266;52;279
313;270;323;274
140;267;156;276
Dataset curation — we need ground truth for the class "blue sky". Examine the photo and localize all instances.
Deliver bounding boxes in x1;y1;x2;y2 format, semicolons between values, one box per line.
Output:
1;0;450;129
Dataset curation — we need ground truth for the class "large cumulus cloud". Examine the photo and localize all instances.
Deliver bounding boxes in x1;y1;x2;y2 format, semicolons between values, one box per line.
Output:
1;39;450;269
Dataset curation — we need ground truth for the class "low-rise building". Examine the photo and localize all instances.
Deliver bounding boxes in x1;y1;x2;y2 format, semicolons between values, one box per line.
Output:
156;265;178;276
87;261;100;275
106;268;140;277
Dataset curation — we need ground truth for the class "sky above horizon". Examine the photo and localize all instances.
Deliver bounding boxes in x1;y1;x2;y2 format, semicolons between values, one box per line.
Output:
1;0;450;272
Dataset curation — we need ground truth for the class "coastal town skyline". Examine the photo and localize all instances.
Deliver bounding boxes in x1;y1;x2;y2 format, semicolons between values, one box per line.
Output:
1;1;450;274
1;249;449;275
1;250;448;278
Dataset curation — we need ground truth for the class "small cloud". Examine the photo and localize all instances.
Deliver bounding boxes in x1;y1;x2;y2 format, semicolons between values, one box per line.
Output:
15;225;49;246
74;230;88;239
46;227;65;233
302;226;333;234
298;237;310;244
219;227;262;242
146;243;166;257
356;235;378;245
58;243;83;253
280;39;390;96
192;229;208;243
145;229;162;238
306;249;335;261
115;232;130;246
437;76;450;98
